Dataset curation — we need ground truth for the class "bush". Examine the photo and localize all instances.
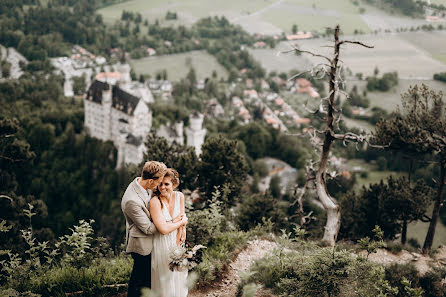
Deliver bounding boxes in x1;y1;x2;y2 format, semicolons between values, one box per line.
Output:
366;72;398;92
26;256;131;297
433;72;446;83
235;192;288;232
386;241;403;254
407;238;420;249
1;213;129;297
187;190;226;247
419;266;446;297
385;263;420;297
246;247;400;297
252;159;268;177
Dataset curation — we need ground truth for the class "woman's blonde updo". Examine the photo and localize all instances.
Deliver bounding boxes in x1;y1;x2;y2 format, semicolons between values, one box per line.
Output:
164;168;180;188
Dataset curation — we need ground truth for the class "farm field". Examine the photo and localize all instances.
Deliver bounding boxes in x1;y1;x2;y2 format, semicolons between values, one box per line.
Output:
351;79;446;112
98;0;437;36
398;30;446;65
260;0;371;35
130;50;228;82
422;0;446;4
359;3;431;32
252;32;446;80
97;0;274;25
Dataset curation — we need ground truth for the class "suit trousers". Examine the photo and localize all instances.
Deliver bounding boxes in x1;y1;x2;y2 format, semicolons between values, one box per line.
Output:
128;252;151;297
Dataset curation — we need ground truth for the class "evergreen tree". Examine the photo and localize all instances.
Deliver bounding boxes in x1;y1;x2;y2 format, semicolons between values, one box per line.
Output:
142;134;199;191
373;85;445;253
198;135;248;205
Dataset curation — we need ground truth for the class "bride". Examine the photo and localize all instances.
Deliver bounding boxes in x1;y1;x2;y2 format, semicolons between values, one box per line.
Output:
149;168;188;297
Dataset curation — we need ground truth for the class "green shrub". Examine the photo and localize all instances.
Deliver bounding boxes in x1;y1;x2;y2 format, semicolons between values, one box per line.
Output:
235;192;288;232
387;241;403;254
385;263;420;297
27;256;131;297
419;266;446;297
0;289;40;297
187;190;226;247
246;247;399;297
252;160;268;177
407;238;421;249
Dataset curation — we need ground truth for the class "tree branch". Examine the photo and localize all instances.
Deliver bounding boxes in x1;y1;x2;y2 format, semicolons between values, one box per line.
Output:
339;40;374;48
282;45;332;63
0;195;13;202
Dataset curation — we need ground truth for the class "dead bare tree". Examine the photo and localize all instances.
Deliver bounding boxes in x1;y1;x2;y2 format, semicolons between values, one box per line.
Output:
285;25;373;246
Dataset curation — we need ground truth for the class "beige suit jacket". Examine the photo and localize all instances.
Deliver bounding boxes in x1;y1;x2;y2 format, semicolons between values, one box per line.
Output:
121;177;157;256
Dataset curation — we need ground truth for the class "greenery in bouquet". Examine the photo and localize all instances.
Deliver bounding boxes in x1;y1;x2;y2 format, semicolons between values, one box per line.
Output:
168;244;206;272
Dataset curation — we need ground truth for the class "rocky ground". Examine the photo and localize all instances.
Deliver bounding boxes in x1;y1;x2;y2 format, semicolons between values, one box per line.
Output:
364;245;446;275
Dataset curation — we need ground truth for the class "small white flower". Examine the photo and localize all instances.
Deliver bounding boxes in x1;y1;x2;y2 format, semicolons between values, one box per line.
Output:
182;258;188;266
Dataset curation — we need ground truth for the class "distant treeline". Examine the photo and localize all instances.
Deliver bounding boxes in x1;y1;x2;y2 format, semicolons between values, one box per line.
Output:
364;0;423;16
433;72;446;83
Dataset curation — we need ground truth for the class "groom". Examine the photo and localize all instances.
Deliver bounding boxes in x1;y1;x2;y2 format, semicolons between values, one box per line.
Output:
121;161;177;297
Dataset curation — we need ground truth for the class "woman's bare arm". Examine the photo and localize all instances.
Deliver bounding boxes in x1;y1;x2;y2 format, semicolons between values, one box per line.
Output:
149;197;186;235
180;192;187;244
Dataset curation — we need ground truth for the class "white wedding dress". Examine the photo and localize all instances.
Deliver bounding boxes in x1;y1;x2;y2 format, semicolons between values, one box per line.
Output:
152;191;188;297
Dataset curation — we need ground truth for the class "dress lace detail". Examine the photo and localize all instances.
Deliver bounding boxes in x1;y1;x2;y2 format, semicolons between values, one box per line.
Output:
151;191;188;297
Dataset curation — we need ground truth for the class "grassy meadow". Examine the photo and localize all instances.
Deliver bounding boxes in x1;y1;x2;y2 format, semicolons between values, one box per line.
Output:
130;50;228;81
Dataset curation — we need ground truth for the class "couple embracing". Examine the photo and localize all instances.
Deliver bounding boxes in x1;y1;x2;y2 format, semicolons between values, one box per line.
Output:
121;161;189;297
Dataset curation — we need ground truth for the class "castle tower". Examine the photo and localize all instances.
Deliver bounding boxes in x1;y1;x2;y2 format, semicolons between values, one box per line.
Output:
174;121;184;145
102;87;112;141
116;133;127;170
118;63;131;89
185;112;206;156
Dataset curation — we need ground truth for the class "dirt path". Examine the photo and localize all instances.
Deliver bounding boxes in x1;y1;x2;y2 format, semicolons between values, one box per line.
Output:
364;245;446;275
189;239;277;297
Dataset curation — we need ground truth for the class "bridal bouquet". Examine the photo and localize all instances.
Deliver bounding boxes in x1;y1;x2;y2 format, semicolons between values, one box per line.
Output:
168;244;206;272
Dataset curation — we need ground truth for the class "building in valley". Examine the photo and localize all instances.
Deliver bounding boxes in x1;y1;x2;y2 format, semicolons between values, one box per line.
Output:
84;63;152;168
84;63;206;167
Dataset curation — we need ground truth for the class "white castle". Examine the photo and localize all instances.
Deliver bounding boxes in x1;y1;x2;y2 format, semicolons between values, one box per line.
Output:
84;63;206;168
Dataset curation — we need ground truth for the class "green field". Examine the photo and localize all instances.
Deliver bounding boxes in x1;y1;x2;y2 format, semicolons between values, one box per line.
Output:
251;32;446;81
421;0;446;5
98;0;372;35
130;50;228;82
97;0;274;25
352;79;446;112
261;0;371;35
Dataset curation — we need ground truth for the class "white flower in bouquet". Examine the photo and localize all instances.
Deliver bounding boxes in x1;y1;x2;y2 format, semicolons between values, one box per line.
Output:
168;244;206;271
